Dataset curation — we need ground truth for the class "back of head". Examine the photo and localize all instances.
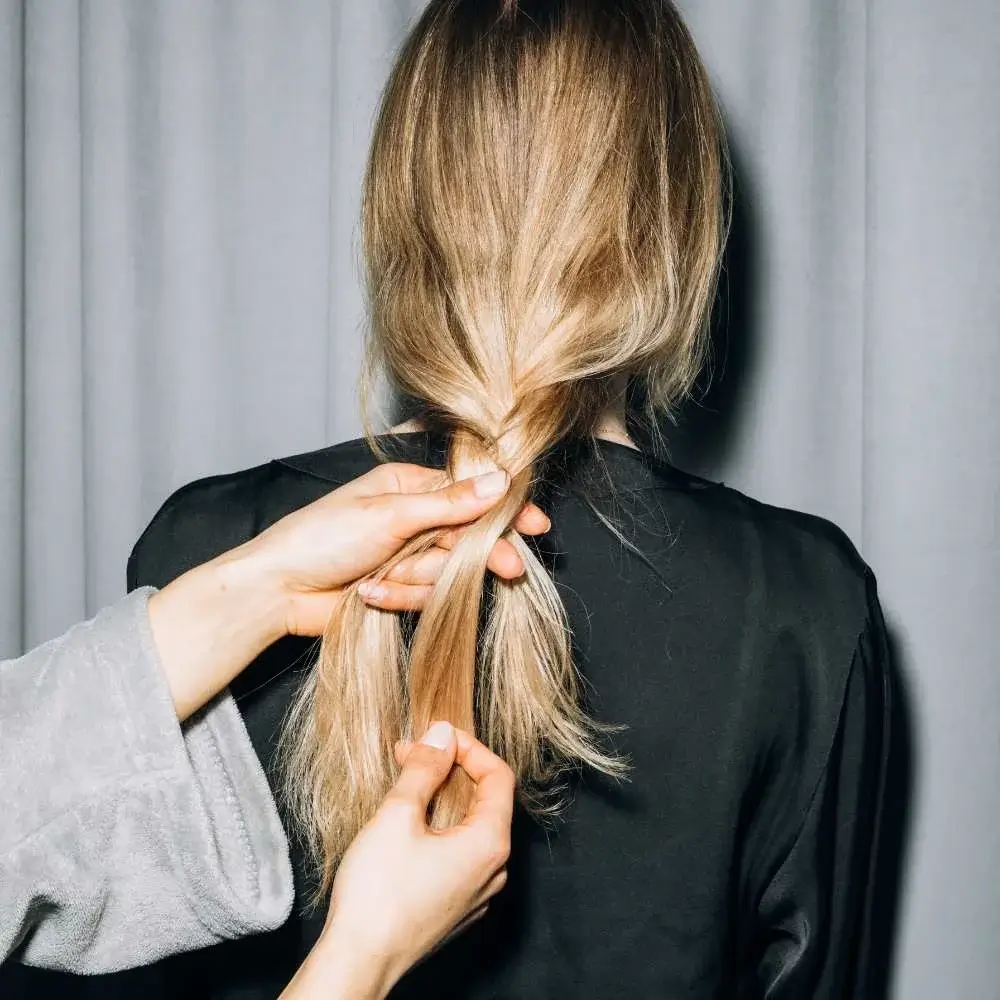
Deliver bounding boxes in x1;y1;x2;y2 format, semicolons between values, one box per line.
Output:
283;0;728;895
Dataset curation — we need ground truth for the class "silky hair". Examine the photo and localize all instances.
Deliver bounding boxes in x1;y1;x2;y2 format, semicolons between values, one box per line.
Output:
281;0;729;897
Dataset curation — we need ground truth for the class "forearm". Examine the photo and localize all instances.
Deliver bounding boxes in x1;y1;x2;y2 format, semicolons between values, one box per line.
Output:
147;544;288;722
278;932;394;1000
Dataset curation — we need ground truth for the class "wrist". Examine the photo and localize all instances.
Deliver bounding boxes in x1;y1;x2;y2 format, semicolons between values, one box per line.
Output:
209;541;290;646
148;546;290;722
284;926;396;1000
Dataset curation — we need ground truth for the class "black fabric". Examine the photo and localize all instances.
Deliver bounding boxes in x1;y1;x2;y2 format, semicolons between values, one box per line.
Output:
10;433;891;999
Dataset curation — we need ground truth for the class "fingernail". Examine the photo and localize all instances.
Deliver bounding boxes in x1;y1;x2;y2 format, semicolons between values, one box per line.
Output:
541;514;553;533
420;720;454;749
358;581;386;602
473;470;509;499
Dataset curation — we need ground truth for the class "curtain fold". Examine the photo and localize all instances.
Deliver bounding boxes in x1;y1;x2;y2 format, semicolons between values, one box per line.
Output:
0;0;24;654
0;1;997;996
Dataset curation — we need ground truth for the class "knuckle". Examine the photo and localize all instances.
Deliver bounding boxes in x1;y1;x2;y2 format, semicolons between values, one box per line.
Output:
410;745;451;775
380;463;407;490
495;833;512;865
495;760;516;793
480;828;511;869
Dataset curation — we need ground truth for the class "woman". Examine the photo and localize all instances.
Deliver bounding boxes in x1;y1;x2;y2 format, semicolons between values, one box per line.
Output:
2;465;543;995
59;1;890;997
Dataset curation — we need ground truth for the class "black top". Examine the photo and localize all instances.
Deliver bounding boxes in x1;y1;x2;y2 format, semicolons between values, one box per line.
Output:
13;434;891;999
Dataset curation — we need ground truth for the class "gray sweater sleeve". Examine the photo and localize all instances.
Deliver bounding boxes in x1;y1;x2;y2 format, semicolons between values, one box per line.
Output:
0;589;294;974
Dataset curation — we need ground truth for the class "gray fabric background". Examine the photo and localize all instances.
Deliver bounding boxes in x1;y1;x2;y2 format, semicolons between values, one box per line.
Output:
1;1;997;995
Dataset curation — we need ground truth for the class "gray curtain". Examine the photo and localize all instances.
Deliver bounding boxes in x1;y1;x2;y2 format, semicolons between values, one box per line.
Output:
1;1;997;996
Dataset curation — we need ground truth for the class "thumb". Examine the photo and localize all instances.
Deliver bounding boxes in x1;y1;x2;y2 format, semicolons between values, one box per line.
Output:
390;721;458;814
387;471;510;539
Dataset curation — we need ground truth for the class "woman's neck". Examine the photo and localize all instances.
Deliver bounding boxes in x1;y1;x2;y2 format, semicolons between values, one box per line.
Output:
593;386;635;449
389;409;636;450
389;380;637;450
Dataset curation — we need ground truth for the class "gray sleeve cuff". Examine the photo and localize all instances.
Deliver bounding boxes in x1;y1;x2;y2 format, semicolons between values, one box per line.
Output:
118;588;295;938
3;590;295;972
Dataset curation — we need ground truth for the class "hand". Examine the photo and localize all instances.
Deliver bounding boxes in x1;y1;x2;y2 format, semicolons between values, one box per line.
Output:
236;462;549;636
149;462;548;722
278;723;514;999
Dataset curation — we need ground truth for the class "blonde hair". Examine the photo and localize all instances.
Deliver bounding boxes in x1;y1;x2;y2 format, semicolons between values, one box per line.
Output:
282;0;729;896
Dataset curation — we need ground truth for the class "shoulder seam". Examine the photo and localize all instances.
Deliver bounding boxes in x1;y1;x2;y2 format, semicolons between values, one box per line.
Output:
272;455;353;486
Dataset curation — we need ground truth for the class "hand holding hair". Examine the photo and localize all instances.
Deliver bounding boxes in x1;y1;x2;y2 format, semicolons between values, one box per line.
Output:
239;460;549;631
279;722;514;1000
147;463;549;721
0;465;534;974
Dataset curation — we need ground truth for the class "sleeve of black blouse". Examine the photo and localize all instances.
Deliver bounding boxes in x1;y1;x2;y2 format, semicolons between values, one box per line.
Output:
127;467;270;591
751;573;892;999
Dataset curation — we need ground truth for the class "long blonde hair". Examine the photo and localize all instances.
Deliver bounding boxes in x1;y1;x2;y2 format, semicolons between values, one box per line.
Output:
282;0;728;895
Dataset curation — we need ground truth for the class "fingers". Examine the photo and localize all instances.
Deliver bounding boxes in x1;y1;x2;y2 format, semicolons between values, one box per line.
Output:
455;730;516;834
361;512;547;605
394;730;512;786
424;501;550;581
359;552;522;608
461;903;490;927
382;536;524;583
486;538;526;580
383;541;521;585
393;730;517;826
513;503;551;536
357;579;433;612
401;730;516;838
385;721;458;815
393;740;411;768
384;548;448;586
441;902;490;949
356;464;550;542
435;504;549;551
344;462;550;532
482;869;508;902
380;470;512;541
351;467;549;607
337;462;444;500
392;731;513;888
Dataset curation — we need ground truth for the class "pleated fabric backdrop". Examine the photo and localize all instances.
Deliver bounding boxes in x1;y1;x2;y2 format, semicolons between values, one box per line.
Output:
1;1;997;995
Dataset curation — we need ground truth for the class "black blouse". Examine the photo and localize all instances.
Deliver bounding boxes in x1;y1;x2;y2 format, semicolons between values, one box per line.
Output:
11;434;891;999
